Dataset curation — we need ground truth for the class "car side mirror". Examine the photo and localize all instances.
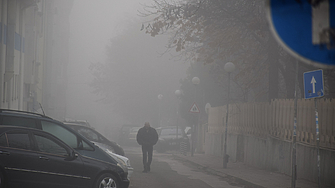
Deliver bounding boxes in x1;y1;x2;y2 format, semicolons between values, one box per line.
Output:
65;150;78;161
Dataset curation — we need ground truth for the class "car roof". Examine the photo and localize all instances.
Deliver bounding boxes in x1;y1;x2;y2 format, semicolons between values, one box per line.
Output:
0;109;53;120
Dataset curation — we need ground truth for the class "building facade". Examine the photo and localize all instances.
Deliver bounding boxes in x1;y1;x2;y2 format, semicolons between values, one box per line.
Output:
0;0;73;120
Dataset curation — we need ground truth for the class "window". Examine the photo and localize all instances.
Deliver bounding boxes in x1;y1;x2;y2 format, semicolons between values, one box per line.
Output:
0;131;31;150
77;127;99;142
41;121;93;151
14;32;21;51
34;134;68;156
2;116;37;128
41;121;77;148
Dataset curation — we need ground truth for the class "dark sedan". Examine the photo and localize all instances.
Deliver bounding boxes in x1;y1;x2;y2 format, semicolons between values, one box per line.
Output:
0;125;129;188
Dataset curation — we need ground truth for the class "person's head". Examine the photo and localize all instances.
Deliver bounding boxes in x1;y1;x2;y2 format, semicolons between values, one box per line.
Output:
144;122;150;129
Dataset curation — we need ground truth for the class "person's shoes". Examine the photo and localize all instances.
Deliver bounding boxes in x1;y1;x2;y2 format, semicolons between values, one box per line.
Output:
147;165;150;172
142;169;148;173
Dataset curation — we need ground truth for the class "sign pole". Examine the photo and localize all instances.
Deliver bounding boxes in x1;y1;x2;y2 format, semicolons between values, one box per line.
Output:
303;69;323;188
315;98;321;188
189;102;200;157
223;72;231;168
291;61;298;188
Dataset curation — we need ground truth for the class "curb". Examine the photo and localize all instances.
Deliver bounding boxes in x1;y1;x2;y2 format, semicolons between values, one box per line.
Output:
172;154;265;188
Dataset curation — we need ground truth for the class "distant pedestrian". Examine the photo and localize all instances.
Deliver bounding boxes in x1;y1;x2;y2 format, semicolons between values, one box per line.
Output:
136;122;159;173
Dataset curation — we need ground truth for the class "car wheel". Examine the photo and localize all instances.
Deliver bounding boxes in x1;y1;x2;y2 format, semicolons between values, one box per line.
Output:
95;173;119;188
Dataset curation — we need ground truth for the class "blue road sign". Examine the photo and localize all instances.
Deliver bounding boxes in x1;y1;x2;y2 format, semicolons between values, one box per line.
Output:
303;70;324;99
266;0;335;68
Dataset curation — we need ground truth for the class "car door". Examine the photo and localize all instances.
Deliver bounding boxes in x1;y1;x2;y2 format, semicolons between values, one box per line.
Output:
31;131;88;188
0;129;40;186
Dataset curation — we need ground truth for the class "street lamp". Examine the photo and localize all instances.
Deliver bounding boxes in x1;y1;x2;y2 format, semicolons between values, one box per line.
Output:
175;90;181;96
192;77;200;85
223;62;235;168
158;94;163;127
175;90;181;139
191;77;200;156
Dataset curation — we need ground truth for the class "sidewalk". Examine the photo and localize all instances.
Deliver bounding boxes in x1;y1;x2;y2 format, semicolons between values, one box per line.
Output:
172;152;321;188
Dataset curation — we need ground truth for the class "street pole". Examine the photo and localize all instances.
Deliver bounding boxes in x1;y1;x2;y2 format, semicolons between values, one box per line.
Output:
291;61;298;188
192;85;197;157
191;77;200;157
223;62;234;168
315;98;320;188
158;94;163;127
175;90;181;140
223;72;230;168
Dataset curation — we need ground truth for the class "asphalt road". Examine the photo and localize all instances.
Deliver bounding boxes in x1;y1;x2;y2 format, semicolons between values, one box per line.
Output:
124;146;241;188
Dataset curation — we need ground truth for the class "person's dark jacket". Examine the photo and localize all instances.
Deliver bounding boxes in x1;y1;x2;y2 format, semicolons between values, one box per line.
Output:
136;127;158;146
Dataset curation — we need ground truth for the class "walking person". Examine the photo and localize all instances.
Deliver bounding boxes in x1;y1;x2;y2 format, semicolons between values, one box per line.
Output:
136;122;159;173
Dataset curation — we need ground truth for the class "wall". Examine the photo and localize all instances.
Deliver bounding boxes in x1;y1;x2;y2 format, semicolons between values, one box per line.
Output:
204;132;335;187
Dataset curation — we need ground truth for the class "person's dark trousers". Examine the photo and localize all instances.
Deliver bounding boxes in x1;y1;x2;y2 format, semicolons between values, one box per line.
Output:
142;145;153;172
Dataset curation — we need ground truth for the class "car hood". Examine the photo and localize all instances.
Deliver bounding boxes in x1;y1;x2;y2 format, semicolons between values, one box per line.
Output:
92;141;133;176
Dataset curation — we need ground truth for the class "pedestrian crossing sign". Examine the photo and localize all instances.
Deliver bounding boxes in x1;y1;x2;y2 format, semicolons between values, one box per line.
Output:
189;103;200;113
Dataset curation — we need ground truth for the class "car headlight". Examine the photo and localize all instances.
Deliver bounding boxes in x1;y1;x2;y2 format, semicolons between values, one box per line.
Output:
107;150;127;165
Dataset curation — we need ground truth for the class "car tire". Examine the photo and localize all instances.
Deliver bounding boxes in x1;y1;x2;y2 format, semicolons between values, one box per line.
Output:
94;173;119;188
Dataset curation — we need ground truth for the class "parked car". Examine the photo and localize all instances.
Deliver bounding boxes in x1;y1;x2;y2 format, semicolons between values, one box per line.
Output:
155;126;190;153
118;125;140;145
128;127;140;145
0;125;128;188
64;119;92;127
0;109;129;188
64;122;125;156
92;141;133;178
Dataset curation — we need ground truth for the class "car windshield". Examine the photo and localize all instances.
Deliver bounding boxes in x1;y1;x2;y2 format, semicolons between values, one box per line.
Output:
130;127;140;133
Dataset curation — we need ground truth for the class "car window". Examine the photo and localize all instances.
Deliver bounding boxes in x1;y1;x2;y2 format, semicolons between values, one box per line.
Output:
2;116;37;128
41;121;93;151
34;134;68;156
0;131;31;150
77;127;99;142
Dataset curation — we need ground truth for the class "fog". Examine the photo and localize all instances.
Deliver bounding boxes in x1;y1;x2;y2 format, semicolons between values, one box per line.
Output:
66;0;188;138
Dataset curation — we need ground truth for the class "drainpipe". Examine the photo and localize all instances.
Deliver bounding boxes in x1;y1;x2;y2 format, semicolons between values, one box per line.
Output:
0;0;6;108
5;0;17;109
